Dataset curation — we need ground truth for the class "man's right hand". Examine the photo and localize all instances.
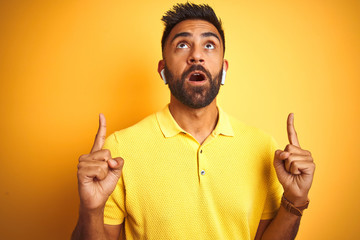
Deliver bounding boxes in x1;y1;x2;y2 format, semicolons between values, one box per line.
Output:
77;113;124;211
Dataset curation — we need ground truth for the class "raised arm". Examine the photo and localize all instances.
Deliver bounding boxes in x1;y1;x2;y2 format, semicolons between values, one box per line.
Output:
256;113;315;240
71;114;124;240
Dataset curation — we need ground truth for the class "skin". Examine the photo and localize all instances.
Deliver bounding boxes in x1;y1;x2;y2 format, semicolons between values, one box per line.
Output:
158;20;228;144
72;19;315;240
71;113;124;240
255;113;315;240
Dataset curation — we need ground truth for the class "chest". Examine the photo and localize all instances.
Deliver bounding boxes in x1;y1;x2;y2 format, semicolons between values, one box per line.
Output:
121;137;270;230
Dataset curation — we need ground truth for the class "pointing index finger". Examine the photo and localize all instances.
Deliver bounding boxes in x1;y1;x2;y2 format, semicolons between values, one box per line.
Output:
287;113;300;147
91;113;107;153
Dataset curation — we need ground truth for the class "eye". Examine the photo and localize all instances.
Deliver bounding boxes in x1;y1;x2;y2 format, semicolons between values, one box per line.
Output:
205;43;215;49
176;42;189;49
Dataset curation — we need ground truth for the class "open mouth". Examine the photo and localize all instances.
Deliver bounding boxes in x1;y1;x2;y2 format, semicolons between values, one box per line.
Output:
188;72;206;82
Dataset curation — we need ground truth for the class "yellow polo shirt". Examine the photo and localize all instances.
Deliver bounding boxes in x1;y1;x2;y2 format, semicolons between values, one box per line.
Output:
103;105;282;239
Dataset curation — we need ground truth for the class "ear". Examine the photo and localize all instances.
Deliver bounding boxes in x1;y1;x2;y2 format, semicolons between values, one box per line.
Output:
223;59;229;72
158;60;165;76
158;60;167;84
221;60;229;85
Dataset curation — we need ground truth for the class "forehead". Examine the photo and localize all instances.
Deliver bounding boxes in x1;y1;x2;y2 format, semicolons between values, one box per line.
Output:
168;19;221;41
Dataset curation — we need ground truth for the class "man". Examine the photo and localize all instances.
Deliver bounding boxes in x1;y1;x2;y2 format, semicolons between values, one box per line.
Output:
72;3;315;240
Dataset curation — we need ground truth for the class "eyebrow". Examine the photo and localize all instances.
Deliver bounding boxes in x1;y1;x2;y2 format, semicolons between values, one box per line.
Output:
201;32;220;42
170;31;221;44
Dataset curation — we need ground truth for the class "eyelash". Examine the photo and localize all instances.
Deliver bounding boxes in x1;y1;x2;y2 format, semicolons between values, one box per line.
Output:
177;42;189;48
176;42;216;49
205;43;215;49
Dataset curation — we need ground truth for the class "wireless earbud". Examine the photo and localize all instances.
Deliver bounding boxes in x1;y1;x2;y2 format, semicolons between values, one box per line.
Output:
221;70;226;85
160;69;167;84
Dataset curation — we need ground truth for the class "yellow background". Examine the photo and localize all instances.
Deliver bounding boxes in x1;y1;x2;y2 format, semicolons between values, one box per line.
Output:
0;0;359;239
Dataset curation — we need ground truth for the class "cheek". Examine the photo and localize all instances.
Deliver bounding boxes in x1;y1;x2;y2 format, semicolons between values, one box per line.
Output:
168;51;189;63
166;55;188;75
204;50;223;64
208;59;224;73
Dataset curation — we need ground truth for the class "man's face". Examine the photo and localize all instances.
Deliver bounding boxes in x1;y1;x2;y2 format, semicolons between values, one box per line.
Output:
160;19;227;109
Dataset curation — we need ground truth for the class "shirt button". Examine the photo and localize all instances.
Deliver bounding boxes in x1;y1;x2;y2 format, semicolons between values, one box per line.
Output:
200;150;203;153
201;170;205;175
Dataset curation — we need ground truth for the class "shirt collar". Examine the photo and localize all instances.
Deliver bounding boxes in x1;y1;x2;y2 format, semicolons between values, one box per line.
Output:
156;104;234;138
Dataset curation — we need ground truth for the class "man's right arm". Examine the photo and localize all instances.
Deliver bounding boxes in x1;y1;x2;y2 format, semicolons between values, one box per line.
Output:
71;114;124;240
71;208;123;240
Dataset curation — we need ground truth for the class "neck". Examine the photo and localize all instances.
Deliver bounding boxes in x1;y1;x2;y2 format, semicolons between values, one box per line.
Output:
169;95;219;144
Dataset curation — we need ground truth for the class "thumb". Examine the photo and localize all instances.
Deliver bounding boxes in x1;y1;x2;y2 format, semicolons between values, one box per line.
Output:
101;157;124;197
108;157;124;177
273;150;289;175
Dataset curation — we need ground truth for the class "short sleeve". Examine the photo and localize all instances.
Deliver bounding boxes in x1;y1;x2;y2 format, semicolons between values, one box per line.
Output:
260;136;283;220
103;133;127;225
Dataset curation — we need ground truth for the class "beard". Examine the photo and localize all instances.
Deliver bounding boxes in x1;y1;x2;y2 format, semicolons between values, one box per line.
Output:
164;64;222;109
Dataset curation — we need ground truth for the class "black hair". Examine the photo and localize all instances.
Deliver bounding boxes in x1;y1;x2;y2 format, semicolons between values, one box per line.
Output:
161;2;225;54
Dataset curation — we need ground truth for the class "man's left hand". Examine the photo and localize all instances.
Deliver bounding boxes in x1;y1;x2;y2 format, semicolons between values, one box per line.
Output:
273;113;315;206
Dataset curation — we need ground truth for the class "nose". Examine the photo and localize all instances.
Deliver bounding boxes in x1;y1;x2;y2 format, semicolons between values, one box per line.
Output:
187;45;204;65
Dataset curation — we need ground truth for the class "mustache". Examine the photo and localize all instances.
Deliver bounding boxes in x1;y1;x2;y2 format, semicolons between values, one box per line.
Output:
181;65;212;81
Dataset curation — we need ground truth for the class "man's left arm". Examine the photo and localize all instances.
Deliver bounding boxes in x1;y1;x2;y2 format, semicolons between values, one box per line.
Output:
256;113;315;240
